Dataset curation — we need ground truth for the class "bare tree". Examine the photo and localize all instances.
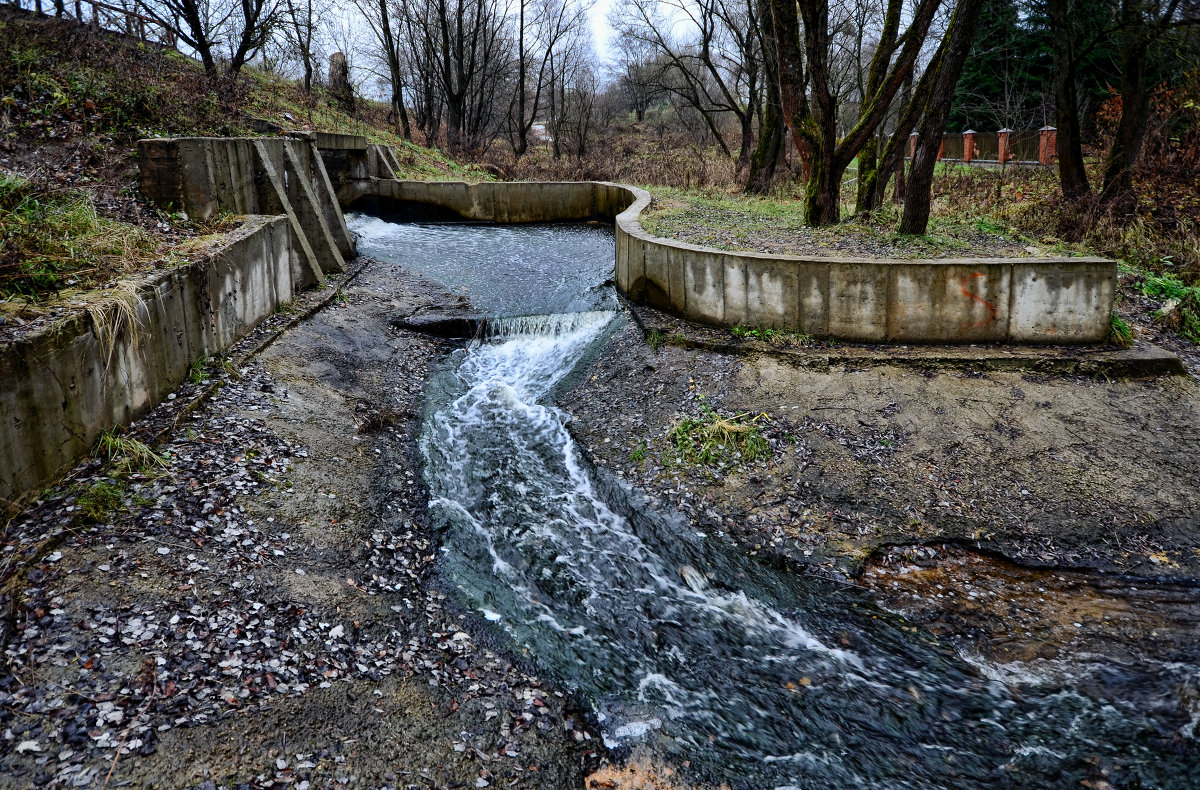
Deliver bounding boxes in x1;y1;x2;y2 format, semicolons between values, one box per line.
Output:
353;0;413;137
281;0;323;91
509;0;591;157
137;0;279;77
769;0;945;226
612;0;764;167
744;0;783;192
396;0;514;151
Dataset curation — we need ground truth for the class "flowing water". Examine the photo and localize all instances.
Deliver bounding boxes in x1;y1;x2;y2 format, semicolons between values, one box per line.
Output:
349;215;1200;789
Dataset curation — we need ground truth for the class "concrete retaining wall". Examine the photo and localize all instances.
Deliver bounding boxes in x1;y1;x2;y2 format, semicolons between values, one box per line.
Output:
347;178;1114;344
0;216;299;503
343;178;634;224
138;136;355;285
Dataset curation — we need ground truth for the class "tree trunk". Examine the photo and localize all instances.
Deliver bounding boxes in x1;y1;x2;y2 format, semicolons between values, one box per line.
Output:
1100;7;1152;209
768;0;814;182
892;136;907;203
900;0;986;235
804;153;843;226
855;134;878;213
514;0;528;157
1046;0;1090;199
736;112;755;173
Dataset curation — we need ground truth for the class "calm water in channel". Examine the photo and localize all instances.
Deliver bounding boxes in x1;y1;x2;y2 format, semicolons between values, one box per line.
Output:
349;214;1200;789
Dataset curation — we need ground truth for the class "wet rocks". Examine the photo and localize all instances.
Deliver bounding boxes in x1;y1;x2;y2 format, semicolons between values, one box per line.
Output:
391;308;483;339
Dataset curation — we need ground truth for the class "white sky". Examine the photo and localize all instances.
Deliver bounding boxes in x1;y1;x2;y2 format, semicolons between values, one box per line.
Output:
587;0;616;67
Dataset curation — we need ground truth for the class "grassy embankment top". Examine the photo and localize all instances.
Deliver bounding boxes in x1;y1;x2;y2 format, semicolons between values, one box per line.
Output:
0;10;484;305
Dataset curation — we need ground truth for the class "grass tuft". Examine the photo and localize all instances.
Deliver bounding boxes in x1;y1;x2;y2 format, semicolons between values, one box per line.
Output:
667;397;771;467
94;427;169;476
1109;313;1135;347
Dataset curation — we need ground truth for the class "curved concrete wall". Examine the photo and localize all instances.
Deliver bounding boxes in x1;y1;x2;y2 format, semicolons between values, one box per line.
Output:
353;179;1114;344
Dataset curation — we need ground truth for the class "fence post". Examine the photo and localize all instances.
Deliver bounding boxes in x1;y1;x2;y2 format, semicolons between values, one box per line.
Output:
1038;126;1057;166
938;135;945;160
993;128;1012;163
962;130;975;164
909;132;918;159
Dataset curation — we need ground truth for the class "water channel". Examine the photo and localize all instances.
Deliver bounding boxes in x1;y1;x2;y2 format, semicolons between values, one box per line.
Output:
349;215;1200;789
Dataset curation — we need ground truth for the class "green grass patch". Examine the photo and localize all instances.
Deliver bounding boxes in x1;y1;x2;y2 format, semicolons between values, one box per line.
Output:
75;480;125;523
667;397;771;467
732;325;775;341
1127;266;1200;343
187;355;209;385
1109;314;1134;347
0;174;158;299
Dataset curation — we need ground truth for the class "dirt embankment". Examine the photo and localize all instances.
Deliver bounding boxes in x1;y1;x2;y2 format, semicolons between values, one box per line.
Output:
0;259;598;788
563;307;1200;583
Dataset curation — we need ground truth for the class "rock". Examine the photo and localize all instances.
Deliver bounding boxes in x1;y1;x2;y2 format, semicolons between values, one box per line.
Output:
392;311;483;339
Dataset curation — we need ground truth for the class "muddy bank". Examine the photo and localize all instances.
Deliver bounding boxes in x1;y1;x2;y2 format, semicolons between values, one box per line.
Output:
563;304;1200;582
0;258;597;788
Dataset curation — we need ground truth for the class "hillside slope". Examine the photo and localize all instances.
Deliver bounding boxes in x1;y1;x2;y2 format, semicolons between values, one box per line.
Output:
0;7;483;303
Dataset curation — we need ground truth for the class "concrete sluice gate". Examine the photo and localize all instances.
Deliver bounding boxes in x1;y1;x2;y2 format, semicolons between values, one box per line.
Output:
1;132;1113;502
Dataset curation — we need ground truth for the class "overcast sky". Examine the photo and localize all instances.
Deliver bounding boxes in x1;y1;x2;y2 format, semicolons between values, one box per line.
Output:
587;0;616;67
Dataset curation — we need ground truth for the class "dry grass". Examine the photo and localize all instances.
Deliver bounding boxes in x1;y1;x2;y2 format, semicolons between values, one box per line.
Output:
84;280;144;374
0;173;159;299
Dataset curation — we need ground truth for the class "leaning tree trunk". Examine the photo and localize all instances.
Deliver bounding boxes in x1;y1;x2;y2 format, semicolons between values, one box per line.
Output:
900;0;986;235
1100;17;1152;210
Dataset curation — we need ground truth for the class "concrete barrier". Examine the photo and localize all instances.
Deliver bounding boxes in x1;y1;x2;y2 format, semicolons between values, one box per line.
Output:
345;177;1114;344
138;135;355;284
0;216;301;503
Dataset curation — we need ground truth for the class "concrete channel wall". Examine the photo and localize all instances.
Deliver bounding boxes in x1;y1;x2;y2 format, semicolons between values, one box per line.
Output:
349;178;1115;344
0;216;300;502
3;134;384;504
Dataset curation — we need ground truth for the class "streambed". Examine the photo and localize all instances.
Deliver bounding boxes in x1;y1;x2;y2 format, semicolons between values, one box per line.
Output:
350;215;1200;789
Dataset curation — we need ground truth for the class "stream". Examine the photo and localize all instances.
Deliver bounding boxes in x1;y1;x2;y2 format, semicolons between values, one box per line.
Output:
350;215;1200;789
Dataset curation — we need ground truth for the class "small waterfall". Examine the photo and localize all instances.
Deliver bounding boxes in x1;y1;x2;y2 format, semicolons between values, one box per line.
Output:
422;311;990;787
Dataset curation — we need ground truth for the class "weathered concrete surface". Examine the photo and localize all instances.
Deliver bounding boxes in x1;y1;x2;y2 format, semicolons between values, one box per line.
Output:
0;216;301;503
617;193;1115;343
138;136;354;281
345;178;636;225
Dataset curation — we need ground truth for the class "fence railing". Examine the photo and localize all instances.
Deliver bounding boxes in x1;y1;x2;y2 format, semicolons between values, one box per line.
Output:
8;0;175;48
911;127;1058;166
